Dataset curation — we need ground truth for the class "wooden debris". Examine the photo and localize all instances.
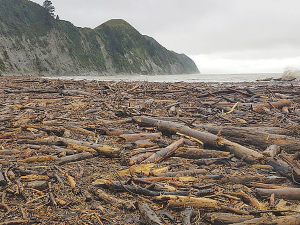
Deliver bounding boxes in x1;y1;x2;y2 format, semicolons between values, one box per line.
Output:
205;213;254;225
138;202;164;225
256;188;300;200
55;152;94;165
144;138;185;163
120;132;162;142
1;77;300;224
182;207;194;225
134;116;264;162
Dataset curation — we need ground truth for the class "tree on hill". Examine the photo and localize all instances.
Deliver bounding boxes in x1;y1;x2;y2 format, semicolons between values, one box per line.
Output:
43;0;55;17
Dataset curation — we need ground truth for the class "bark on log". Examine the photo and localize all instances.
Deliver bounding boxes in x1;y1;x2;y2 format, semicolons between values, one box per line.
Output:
55;152;94;165
134;116;263;162
144;138;185;163
256;188;300;200
246;182;284;189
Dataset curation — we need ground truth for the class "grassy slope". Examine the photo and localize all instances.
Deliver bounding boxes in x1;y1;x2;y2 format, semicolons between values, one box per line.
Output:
0;0;199;74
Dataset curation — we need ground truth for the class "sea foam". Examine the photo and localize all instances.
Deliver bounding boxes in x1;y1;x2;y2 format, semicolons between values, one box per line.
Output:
282;67;300;80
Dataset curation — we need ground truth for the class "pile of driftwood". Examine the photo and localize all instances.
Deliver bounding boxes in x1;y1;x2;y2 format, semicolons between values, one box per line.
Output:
0;77;300;224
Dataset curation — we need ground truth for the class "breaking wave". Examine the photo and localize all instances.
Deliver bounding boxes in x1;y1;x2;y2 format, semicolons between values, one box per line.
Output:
282;67;300;80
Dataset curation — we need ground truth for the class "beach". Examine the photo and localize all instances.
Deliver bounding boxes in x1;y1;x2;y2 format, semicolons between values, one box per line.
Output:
0;76;300;224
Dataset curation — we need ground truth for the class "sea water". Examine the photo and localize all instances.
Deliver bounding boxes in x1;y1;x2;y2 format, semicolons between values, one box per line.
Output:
49;73;283;83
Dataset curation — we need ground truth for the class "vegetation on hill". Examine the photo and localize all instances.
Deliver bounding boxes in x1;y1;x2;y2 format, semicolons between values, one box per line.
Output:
0;0;199;75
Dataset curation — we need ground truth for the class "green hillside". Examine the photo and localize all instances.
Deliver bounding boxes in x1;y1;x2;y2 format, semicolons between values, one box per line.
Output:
0;0;199;75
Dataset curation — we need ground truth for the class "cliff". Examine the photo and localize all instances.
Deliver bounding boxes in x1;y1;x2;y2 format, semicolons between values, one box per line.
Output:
0;0;200;76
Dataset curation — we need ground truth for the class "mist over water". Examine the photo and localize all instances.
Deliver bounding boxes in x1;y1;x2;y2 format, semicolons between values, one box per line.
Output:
50;73;283;83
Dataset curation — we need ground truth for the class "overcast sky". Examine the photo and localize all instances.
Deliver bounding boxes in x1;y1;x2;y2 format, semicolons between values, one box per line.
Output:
32;0;300;74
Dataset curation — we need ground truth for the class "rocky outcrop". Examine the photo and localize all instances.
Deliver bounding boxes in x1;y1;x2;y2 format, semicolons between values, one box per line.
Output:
0;0;199;76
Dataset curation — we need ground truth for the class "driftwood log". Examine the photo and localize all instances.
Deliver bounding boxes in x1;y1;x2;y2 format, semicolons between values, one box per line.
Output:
232;213;300;225
195;124;300;153
205;213;254;225
256;188;300;200
55;152;94;165
134;116;263;162
144;138;185;163
138;202;164;225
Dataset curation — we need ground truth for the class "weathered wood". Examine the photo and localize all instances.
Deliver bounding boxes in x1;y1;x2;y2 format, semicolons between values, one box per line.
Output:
156;195;220;209
144;138;185;163
256;188;300;200
205;213;254;225
19;155;58;163
50;137;120;157
120;132;162;142
263;145;280;157
174;147;230;159
96;180;160;197
55;152;94;165
91;188;135;210
155;169;207;177
129;152;154;165
232;214;300;225
182;207;193;225
0;165;7;186
134;116;263;162
194;124;300;153
138;202;164;225
194;157;232;166
267;157;293;179
195;188;215;197
221;175;287;184
233;191;261;209
253;99;292;112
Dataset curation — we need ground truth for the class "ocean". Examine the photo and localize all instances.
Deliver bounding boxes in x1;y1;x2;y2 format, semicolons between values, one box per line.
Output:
49;73;283;83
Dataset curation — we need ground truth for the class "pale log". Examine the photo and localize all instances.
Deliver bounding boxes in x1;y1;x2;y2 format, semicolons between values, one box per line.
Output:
138;202;164;225
134;116;263;162
120;132;162;142
155;169;207;177
144;138;185;163
92;188;135;210
129;152;153;165
194;124;300;153
182;207;193;225
46;137;120;157
174;147;230;159
56;152;94;165
205;213;254;225
156;195;220;209
256;188;300;200
232;214;300;225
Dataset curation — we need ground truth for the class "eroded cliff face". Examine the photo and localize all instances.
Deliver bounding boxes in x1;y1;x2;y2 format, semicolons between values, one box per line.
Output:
0;0;200;76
